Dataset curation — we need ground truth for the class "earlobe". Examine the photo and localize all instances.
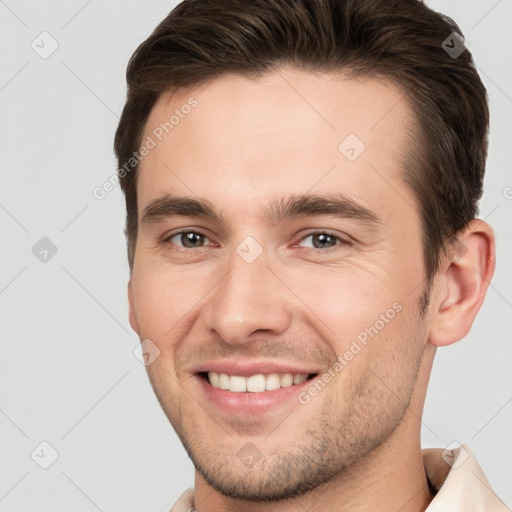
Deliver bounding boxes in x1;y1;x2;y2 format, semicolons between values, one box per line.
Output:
128;280;141;335
429;220;495;347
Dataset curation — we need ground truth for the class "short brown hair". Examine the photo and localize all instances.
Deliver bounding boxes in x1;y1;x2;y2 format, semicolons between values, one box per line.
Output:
114;0;489;284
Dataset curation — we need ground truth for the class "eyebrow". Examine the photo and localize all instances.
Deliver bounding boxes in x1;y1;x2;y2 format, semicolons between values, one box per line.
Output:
140;193;380;227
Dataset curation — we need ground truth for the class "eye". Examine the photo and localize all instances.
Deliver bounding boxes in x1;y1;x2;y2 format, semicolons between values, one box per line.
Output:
297;231;349;250
164;230;214;249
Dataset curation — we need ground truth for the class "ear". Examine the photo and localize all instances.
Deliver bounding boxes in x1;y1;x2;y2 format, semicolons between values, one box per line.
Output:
429;219;495;347
128;279;141;335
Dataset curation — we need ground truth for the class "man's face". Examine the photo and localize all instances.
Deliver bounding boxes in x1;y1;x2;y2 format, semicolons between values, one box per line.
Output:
129;69;431;500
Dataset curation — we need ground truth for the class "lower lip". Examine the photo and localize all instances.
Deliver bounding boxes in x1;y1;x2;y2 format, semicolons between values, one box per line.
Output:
196;375;314;416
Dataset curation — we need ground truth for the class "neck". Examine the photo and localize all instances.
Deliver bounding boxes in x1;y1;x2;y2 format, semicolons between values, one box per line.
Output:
194;422;434;512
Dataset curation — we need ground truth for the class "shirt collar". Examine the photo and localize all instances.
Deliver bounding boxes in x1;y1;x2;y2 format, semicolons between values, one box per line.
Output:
424;444;509;511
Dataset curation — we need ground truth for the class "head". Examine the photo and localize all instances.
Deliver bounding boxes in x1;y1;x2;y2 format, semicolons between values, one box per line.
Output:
115;0;494;502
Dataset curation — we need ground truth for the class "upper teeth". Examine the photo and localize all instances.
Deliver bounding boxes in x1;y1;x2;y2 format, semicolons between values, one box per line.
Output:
208;372;309;392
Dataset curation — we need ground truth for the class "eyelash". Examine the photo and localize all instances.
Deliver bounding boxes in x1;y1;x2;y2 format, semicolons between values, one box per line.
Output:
162;229;350;253
297;231;351;251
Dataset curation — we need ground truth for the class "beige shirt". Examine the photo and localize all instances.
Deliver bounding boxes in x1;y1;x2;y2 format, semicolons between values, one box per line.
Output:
170;445;510;511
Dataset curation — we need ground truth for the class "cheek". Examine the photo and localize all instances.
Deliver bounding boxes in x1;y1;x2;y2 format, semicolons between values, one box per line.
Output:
131;260;227;351
131;267;201;342
284;264;398;346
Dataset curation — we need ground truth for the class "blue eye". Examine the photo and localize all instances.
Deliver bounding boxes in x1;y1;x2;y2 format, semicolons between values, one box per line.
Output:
298;232;347;250
162;230;349;252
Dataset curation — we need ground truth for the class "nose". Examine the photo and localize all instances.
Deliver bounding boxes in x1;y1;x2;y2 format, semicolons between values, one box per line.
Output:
200;247;293;345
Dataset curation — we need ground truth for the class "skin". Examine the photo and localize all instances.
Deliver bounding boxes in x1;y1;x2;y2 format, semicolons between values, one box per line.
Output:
127;68;495;512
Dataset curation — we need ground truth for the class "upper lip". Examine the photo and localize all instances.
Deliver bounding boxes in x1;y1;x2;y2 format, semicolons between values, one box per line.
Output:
192;359;320;377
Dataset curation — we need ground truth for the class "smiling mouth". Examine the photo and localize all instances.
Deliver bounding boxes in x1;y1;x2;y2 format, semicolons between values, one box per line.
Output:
200;371;317;393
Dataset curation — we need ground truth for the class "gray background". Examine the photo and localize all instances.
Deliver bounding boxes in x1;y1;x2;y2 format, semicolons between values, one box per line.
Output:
0;1;510;510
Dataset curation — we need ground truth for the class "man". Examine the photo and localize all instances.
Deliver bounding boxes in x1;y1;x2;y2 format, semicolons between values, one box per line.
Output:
114;0;509;510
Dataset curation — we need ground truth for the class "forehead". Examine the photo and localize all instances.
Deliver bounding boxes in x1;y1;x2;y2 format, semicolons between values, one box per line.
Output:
137;68;417;222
